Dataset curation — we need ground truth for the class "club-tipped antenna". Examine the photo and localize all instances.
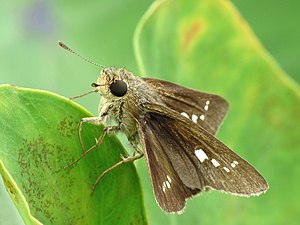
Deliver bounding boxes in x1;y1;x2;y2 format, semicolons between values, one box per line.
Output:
58;41;104;68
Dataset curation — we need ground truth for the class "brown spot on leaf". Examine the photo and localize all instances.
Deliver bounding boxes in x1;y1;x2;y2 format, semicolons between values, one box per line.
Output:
2;176;19;204
181;20;202;54
17;136;78;223
58;116;75;138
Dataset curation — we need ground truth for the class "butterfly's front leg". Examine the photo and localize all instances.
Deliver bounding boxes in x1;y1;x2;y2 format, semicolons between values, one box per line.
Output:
64;116;119;169
78;116;109;153
65;101;120;169
79;100;118;152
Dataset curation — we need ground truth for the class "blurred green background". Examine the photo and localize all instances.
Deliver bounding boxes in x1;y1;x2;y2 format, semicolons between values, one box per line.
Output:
1;0;299;224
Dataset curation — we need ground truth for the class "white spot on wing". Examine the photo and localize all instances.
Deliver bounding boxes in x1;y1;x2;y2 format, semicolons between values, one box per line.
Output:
162;179;171;192
181;112;189;118
195;149;208;162
204;100;210;111
223;167;230;172
166;181;171;189
200;115;205;121
167;175;172;183
211;159;220;167
192;114;198;123
231;161;238;168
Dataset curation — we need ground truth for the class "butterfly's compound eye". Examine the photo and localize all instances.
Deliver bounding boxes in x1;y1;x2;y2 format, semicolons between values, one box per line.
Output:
110;80;128;97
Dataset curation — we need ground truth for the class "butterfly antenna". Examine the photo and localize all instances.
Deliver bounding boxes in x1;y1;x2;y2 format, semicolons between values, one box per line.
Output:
58;41;104;69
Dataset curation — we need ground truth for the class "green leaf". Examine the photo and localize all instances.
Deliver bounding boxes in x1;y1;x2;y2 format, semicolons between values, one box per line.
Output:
0;85;147;225
134;0;300;224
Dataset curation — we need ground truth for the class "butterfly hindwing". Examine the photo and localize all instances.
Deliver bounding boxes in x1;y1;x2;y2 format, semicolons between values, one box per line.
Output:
142;78;229;135
138;120;198;213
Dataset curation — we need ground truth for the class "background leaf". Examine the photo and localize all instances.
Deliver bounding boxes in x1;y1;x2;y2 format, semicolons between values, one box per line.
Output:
134;0;300;224
0;85;146;225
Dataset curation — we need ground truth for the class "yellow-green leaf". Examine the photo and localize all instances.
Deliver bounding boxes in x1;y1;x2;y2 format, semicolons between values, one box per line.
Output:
134;0;300;224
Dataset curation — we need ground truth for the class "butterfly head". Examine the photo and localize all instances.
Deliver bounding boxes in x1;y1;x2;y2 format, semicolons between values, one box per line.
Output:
93;67;128;98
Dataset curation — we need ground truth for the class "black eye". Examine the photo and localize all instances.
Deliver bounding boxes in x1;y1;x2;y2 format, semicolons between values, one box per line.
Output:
110;80;127;97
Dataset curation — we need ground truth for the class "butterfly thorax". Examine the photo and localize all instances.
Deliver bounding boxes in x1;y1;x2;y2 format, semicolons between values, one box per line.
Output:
96;67;163;144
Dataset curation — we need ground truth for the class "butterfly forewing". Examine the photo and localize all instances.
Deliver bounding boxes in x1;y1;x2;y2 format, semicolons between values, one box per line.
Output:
142;78;229;135
138;103;268;210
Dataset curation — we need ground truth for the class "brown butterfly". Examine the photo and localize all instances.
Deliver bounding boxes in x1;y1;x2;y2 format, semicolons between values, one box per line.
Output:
59;41;268;214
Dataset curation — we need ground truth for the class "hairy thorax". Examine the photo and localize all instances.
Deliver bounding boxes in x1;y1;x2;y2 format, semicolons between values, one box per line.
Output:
97;67;162;145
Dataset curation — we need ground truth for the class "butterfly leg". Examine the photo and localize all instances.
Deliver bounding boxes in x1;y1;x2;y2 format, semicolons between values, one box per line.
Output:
78;116;105;153
91;143;143;195
65;116;119;169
